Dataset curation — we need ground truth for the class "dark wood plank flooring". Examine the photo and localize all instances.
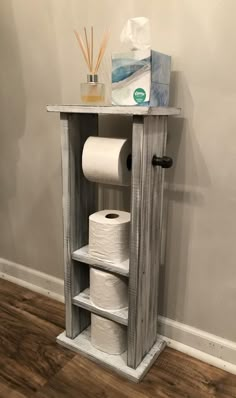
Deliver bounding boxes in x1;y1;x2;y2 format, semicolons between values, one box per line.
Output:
0;278;236;398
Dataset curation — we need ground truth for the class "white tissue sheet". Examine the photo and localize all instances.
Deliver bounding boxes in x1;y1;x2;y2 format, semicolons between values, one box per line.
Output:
120;17;151;50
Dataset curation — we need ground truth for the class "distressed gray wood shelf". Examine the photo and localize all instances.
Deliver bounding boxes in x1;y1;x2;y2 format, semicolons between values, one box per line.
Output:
47;105;180;382
57;328;165;383
47;104;180;116
72;245;129;277
73;288;128;326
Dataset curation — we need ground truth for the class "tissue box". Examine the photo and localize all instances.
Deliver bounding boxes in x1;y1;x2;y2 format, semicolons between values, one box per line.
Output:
112;50;171;106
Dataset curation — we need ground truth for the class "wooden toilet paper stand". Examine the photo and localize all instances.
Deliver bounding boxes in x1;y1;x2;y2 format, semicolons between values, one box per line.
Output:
47;105;180;382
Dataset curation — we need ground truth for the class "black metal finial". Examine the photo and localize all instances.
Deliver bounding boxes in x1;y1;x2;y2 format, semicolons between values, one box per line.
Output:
152;155;173;169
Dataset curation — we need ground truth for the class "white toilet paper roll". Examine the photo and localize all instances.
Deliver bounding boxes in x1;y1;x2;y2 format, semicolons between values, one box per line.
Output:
89;210;130;263
91;314;127;355
90;268;128;310
82;137;131;186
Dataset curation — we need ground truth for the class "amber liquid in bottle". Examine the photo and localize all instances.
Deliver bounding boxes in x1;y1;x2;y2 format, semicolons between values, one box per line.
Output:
81;74;105;105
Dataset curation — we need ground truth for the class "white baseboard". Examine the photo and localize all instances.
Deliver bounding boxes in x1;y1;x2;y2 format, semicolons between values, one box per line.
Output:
158;316;236;372
1;257;236;374
0;257;64;303
160;335;236;375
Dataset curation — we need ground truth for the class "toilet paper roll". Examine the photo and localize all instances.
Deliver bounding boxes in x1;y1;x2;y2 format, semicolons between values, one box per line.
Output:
90;268;128;310
82;137;131;186
89;210;130;263
91;314;127;355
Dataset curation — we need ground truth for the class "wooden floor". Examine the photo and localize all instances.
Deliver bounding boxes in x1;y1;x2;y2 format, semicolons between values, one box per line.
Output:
0;279;236;398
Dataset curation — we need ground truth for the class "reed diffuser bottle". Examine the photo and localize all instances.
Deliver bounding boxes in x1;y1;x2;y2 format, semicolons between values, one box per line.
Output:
74;27;109;105
80;74;105;104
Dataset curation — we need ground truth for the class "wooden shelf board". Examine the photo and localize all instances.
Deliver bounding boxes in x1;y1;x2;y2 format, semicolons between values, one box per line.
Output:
47;104;181;116
73;288;128;326
57;328;166;383
72;245;129;277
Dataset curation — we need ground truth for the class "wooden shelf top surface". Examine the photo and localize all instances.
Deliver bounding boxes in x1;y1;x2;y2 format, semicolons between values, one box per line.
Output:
47;104;180;116
72;245;129;277
73;288;128;326
57;329;166;382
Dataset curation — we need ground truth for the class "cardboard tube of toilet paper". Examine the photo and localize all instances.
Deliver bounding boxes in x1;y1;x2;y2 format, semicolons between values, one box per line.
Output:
82;137;131;186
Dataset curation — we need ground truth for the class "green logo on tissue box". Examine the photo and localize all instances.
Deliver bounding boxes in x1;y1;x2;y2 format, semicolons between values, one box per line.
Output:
133;88;146;104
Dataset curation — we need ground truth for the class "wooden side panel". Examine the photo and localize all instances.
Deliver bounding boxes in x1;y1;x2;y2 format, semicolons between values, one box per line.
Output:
60;113;98;338
128;115;167;368
159;117;169;267
127;116;143;367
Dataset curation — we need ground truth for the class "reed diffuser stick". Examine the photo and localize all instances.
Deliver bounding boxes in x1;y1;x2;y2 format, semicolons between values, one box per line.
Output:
84;27;91;71
91;26;94;73
74;26;109;75
74;30;90;69
94;31;109;74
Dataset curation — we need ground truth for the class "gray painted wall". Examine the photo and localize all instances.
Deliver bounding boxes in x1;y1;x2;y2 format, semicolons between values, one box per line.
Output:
0;0;236;342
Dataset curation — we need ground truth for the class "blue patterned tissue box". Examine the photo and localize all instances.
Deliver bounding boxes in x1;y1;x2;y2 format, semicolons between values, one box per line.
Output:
112;50;171;106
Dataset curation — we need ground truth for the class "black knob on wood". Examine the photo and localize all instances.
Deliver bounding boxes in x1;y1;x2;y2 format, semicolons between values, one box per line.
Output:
152;155;173;168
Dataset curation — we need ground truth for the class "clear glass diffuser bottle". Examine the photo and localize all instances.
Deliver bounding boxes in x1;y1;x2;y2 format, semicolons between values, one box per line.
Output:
80;74;105;105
